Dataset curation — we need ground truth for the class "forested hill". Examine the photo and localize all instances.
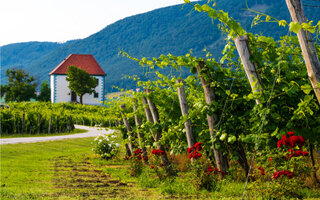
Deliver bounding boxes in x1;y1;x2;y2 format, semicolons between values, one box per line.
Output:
2;0;320;92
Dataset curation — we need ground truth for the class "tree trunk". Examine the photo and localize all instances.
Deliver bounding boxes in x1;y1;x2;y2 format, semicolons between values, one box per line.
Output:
196;61;228;172
234;35;263;104
285;0;320;105
176;78;195;148
133;98;149;164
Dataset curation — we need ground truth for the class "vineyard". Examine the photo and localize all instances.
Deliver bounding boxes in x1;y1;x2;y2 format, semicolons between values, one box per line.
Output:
0;102;111;135
2;0;320;199
98;1;320;198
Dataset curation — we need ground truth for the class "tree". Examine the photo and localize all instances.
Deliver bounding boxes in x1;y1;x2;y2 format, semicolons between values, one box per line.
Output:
37;81;51;102
66;65;98;104
4;68;37;102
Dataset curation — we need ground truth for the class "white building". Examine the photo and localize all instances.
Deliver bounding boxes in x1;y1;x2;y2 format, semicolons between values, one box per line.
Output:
49;54;106;105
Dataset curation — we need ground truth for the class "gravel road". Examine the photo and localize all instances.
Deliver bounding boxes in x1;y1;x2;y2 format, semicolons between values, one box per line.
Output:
0;125;115;145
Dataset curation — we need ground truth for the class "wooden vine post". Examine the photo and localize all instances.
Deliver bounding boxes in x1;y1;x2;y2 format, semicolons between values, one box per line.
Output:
144;89;173;171
234;35;263;104
21;112;25;134
175;78;195;148
133;98;149;163
48;116;52;134
285;0;320;105
196;62;228;172
120;104;134;156
234;35;264;176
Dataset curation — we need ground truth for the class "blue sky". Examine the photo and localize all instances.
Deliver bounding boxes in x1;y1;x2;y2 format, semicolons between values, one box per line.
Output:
0;0;198;46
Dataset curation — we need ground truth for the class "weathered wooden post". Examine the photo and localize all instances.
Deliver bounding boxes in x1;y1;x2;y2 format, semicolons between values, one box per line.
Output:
176;78;195;148
37;114;41;134
196;61;228;172
234;35;263;104
133;98;149;164
285;0;320;105
144;89;173;171
21;112;25;134
120;104;135;156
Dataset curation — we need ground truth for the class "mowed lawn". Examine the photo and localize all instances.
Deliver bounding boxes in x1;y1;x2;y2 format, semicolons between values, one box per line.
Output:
0;138;96;199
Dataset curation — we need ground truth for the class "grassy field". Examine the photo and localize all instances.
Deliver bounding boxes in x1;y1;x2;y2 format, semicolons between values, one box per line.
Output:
0;128;88;138
0;137;168;200
1;136;319;200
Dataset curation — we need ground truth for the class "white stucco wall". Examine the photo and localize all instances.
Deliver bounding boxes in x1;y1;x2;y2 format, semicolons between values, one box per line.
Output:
55;75;71;103
50;74;104;105
50;75;55;103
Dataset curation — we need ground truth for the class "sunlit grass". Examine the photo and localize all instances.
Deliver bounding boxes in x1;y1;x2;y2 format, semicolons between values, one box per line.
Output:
0;137;94;199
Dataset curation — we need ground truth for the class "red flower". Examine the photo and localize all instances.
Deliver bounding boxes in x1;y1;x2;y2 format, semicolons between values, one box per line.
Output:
134;148;143;155
277;133;305;148
192;152;202;159
287;131;294;136
194;142;202;151
187;147;194;154
258;167;265;175
302;151;309;156
152;149;166;156
205;165;214;173
151;165;154;169
187;142;203;159
273;170;293;179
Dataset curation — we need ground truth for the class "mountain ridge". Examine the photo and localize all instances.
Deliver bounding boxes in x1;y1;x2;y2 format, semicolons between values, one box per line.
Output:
2;0;320;92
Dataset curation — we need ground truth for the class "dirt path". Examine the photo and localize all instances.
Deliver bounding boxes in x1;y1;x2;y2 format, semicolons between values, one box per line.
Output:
49;155;132;199
0;125;115;145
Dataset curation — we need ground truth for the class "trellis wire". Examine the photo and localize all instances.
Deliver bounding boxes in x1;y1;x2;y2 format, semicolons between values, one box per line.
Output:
241;29;291;199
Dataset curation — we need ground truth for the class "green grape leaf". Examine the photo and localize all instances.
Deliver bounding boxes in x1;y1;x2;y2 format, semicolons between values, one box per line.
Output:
301;84;312;95
289;22;302;34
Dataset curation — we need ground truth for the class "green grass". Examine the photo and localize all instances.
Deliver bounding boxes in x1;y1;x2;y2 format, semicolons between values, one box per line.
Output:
1;135;319;200
0;137;94;199
0;128;88;138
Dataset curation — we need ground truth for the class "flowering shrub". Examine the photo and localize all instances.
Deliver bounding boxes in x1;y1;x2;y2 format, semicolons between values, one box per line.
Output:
92;133;119;160
128;148;145;176
252;131;310;199
188;142;221;191
149;148;177;181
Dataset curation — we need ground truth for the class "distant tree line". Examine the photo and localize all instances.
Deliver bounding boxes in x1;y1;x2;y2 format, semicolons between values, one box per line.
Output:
1;68;50;102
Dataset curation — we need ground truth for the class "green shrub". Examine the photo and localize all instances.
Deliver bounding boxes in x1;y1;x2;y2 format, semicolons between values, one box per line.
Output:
92;133;119;159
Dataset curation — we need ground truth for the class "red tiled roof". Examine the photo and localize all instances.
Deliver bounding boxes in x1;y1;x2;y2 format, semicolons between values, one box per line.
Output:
49;54;106;76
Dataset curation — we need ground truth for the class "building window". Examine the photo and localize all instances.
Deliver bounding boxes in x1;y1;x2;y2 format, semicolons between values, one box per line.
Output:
94;92;99;98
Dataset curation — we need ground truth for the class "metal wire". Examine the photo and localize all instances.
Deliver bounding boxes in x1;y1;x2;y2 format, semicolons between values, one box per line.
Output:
241;30;291;199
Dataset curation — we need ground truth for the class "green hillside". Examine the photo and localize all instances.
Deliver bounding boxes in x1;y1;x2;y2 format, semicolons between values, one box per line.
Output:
2;0;320;91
